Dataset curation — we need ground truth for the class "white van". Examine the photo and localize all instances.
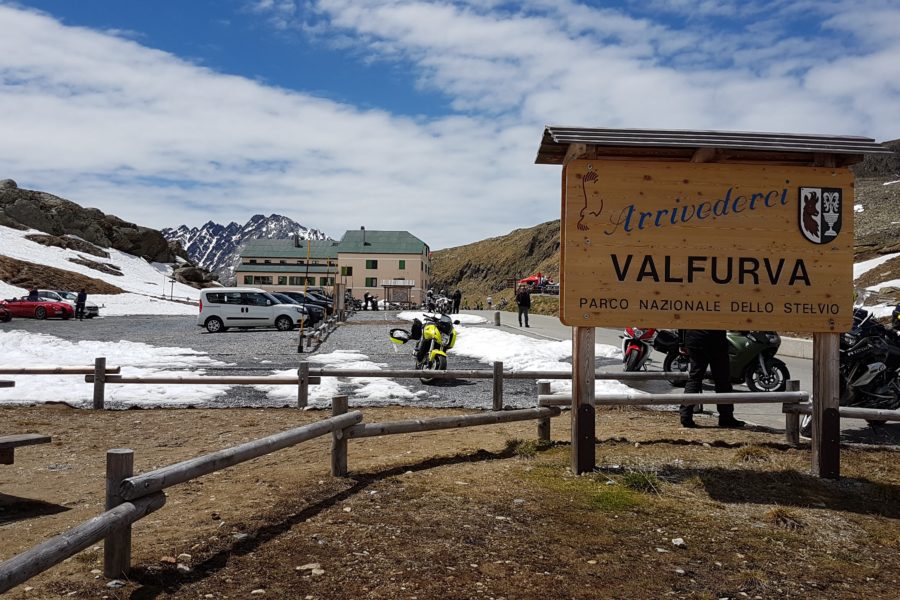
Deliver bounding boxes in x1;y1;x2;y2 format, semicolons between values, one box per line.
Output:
198;287;307;333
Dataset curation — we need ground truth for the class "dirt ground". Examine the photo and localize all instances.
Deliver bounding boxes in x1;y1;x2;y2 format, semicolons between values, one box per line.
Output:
2;404;899;600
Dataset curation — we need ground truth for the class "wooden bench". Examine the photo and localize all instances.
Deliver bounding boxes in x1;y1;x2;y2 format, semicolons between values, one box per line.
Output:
0;434;52;465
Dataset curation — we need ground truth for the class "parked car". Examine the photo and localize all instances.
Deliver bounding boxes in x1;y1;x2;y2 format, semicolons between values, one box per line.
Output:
0;305;11;322
282;290;333;316
37;290;101;318
270;293;322;326
197;287;307;333
0;297;74;320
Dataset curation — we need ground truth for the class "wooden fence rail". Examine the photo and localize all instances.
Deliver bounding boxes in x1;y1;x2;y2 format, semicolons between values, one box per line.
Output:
346;406;560;439
783;403;900;421
538;391;809;406
0;365;121;375
537;383;811;446
119;411;363;501
0;493;166;594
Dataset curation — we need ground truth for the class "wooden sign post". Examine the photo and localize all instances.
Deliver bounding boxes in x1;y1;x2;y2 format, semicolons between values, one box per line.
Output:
537;127;890;477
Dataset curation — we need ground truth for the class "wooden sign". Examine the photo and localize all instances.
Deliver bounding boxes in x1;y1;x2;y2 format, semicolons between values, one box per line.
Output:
561;160;854;331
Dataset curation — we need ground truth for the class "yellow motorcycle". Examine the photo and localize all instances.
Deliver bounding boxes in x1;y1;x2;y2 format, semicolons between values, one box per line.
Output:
390;314;459;383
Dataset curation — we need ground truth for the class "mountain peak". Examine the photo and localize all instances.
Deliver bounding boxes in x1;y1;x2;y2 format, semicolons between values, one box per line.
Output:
162;214;330;283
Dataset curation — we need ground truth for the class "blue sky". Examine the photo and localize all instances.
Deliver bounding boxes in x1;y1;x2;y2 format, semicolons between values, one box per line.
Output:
1;0;898;249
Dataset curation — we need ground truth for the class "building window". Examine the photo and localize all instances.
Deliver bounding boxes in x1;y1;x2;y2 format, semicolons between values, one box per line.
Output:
341;266;353;276
278;276;287;285
399;260;405;270
366;260;378;269
243;275;253;285
289;276;303;286
249;259;257;264
252;276;272;285
365;277;377;287
280;260;286;264
264;260;271;264
320;277;334;286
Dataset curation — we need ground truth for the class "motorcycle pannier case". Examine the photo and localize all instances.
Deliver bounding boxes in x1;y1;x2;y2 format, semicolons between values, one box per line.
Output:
652;329;679;352
409;318;423;341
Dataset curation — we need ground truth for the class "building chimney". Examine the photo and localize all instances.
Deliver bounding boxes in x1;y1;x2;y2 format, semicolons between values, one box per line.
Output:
361;225;366;245
293;233;300;247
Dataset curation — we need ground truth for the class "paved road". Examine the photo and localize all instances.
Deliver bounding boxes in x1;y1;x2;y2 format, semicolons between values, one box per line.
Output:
465;309;900;445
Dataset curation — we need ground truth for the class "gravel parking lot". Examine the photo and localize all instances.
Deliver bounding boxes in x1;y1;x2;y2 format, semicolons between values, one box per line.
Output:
5;311;618;409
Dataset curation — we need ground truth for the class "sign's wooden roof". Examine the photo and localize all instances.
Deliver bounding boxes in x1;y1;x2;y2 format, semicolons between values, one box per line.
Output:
535;126;893;166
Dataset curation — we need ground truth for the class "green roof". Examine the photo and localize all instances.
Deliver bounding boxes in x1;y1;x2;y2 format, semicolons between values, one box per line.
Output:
240;231;427;260
234;264;334;273
242;239;339;259
337;230;428;254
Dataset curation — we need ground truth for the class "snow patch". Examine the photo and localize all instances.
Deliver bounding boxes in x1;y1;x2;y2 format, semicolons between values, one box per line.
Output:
0;329;229;407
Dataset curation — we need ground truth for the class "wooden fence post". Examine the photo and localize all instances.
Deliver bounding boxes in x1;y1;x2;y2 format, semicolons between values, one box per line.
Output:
571;327;596;474
331;395;349;477
784;379;800;446
104;449;134;578
493;311;501;326
812;332;840;478
93;357;106;410
537;381;551;442
492;361;504;411
297;362;309;409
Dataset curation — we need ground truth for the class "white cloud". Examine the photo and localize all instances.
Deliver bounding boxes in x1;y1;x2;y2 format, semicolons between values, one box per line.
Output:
1;1;897;252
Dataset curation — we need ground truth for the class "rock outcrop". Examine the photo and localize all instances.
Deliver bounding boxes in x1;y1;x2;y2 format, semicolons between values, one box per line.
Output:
0;183;183;263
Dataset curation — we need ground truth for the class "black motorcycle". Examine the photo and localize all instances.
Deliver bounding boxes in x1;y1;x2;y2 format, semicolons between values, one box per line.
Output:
801;306;900;434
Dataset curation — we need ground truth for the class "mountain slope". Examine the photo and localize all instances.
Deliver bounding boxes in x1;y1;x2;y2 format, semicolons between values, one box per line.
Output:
431;220;560;309
163;214;328;284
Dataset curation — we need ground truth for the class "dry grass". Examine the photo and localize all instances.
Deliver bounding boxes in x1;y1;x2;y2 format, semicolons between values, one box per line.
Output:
3;405;900;599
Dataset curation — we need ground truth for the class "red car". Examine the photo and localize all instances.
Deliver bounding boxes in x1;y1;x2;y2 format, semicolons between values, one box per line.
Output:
0;297;74;320
0;305;10;322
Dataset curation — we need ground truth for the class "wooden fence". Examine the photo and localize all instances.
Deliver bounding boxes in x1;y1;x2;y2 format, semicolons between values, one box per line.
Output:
4;372;899;593
0;398;557;593
84;364;686;409
297;316;339;353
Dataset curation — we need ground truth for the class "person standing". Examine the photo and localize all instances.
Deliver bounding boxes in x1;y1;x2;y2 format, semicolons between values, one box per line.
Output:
452;289;462;314
486;296;493;310
75;288;87;320
515;285;531;327
363;292;370;310
27;288;39;301
679;329;745;428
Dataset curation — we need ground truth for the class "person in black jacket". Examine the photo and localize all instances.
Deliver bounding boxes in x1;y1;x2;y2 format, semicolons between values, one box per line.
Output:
680;329;745;428
515;285;531;327
75;288;87;320
452;289;462;314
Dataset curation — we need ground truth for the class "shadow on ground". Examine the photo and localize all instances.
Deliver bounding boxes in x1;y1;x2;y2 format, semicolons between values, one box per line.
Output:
659;465;900;518
126;446;518;599
0;493;69;525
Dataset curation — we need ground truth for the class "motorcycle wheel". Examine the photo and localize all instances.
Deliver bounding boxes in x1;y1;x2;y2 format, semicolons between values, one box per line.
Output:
418;354;447;384
745;358;789;392
663;351;689;388
624;348;642;372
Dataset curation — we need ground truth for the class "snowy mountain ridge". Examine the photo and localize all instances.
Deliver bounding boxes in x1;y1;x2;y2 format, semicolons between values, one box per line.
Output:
162;214;328;284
